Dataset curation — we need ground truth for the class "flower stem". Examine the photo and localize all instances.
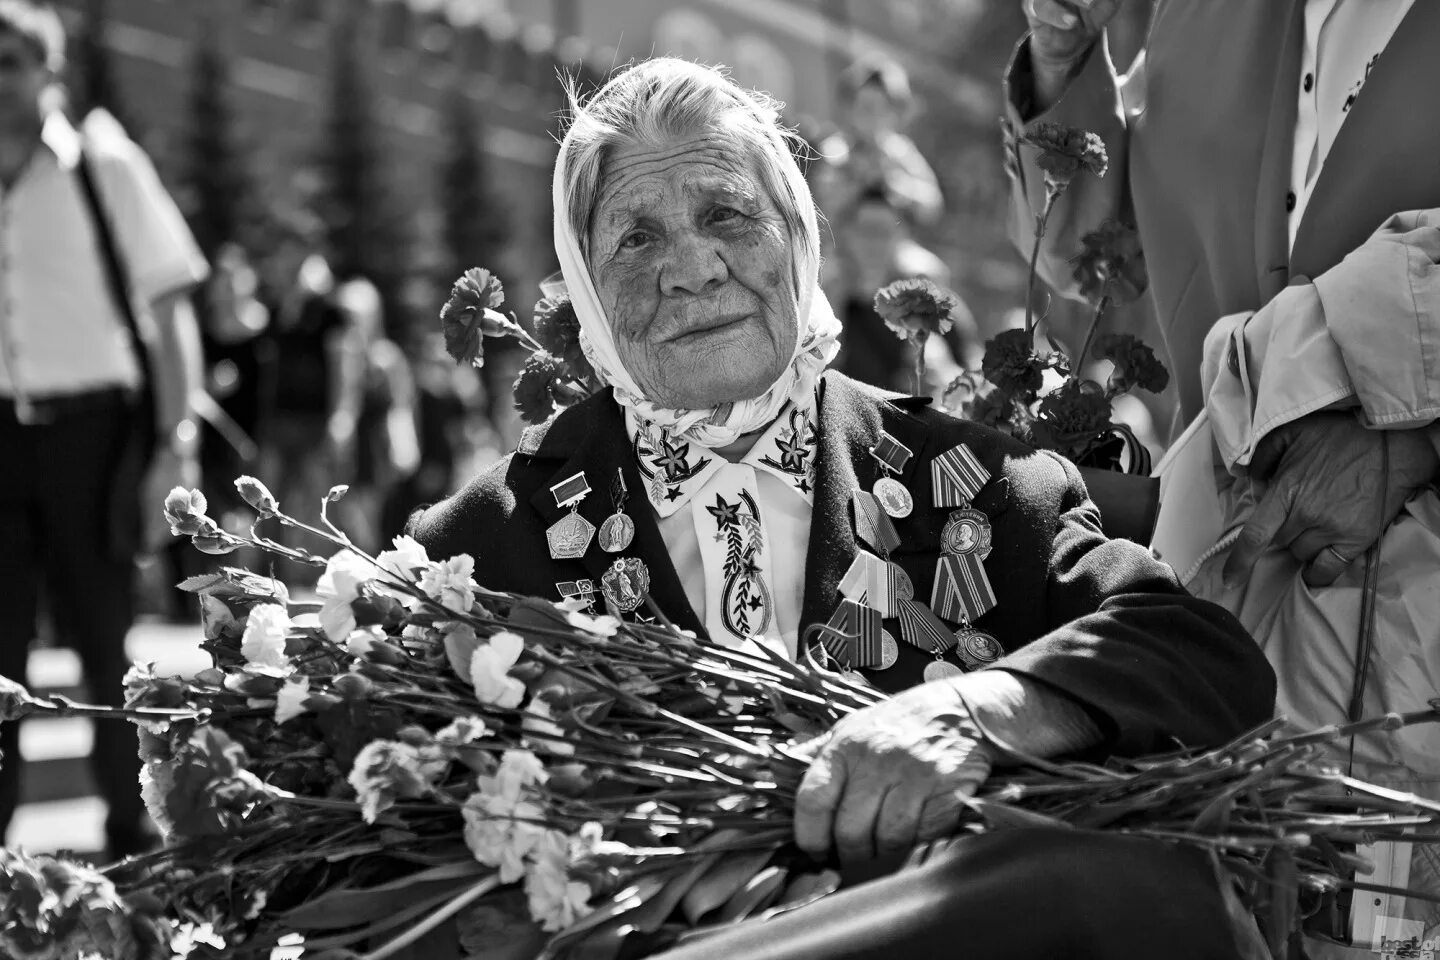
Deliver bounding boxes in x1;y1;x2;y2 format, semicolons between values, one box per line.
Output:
358;875;501;960
913;332;929;397
1024;181;1064;342
1074;295;1110;383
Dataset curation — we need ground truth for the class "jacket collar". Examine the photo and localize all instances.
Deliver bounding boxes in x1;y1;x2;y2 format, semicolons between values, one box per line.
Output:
521;374;938;642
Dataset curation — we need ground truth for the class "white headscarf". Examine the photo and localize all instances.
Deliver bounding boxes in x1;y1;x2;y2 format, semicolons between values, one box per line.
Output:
551;108;842;449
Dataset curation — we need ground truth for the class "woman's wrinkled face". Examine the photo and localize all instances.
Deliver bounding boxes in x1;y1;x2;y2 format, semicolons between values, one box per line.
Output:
588;134;799;409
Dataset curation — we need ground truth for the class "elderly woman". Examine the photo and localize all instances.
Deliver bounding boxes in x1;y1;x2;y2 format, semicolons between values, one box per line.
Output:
411;59;1274;959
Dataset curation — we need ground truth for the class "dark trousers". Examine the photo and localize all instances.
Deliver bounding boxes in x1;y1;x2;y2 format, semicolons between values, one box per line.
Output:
651;828;1246;960
0;392;146;844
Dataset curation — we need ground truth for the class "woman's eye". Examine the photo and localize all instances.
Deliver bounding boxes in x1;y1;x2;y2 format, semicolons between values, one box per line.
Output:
711;207;741;223
619;231;651;249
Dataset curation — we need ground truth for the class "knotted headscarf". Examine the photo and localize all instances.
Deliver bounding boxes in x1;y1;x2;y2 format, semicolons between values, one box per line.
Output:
551;80;841;449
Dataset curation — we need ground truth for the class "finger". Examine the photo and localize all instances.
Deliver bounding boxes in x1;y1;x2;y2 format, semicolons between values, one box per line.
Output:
794;745;846;857
914;792;964;845
1029;0;1080;29
832;774;886;863
1248;426;1291;484
873;785;927;858
1284;527;1331;566
1222;483;1293;587
1303;545;1356;588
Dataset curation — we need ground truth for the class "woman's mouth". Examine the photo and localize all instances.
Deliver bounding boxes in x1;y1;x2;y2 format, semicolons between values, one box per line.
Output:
668;312;753;342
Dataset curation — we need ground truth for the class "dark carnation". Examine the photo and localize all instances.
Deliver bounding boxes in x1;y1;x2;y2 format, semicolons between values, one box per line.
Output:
531;295;596;385
965;388;1034;444
1093;332;1170;395
873;278;960;341
439;268;508;368
1071;220;1148;306
980;328;1045;398
1018;121;1109;186
1032;380;1114;459
513;351;562;425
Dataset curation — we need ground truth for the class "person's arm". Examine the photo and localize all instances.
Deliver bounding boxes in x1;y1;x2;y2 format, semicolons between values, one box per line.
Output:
998;452;1276;754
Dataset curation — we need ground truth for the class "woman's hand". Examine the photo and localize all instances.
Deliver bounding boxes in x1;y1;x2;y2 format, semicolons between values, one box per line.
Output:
1223;413;1440;588
794;682;994;863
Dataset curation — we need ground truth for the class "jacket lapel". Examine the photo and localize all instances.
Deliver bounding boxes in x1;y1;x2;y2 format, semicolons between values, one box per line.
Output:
1250;0;1305;303
525;396;703;635
1290;0;1440;278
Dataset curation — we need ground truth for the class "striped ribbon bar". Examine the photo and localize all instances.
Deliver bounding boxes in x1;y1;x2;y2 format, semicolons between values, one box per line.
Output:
931;444;990;508
851;490;902;554
896;599;956;655
838;551;898;617
550;471;592;508
930;553;997;623
822;598;883;667
870;432;914;473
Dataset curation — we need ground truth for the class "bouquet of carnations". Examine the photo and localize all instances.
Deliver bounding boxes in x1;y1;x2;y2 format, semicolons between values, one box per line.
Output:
4;477;1440;960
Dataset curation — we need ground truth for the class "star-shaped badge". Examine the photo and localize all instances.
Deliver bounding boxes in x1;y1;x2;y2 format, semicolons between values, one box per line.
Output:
655;438;693;483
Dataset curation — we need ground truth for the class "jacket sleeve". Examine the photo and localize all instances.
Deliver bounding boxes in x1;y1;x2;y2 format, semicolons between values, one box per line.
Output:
994;453;1276;755
1203;210;1440;472
1003;34;1136;302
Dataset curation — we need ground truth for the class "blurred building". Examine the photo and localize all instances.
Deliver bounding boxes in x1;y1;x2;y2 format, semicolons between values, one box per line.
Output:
51;0;993;323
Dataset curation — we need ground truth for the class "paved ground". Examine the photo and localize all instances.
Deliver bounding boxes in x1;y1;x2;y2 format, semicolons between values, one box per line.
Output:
8;618;211;859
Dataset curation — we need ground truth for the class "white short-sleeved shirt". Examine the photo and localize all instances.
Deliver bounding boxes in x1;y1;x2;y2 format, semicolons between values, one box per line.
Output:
0;111;209;399
1287;0;1416;252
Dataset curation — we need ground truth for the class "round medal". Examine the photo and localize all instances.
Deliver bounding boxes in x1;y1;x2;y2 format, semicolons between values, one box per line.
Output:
873;476;914;518
923;659;965;682
875;630;900;670
888;562;914;601
598;513;635;553
956;628;1002;667
940;509;992;559
600;557;650;614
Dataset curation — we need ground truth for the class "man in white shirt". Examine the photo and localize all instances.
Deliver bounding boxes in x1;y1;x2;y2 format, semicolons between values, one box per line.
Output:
0;1;207;857
1006;0;1440;951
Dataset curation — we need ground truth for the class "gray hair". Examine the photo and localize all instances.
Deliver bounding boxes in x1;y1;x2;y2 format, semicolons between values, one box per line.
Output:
560;58;816;273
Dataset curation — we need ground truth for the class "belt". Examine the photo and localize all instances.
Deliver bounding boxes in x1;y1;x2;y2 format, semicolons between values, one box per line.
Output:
2;387;133;425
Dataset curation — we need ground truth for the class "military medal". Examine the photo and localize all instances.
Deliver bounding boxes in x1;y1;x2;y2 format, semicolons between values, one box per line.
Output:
822;598;883;668
556;579;597;611
838;552;899;618
931;553;997;623
598;469;635;553
600;557;650;614
877;629;900;670
868;432;914;518
931;444;990;508
852;490;901;555
941;508;993;560
546;472;595;560
954;624;1002;669
889;562;914;601
923;654;966;682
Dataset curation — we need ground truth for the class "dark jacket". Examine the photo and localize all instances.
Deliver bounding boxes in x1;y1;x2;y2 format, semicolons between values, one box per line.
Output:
409;371;1274;755
1004;0;1440;423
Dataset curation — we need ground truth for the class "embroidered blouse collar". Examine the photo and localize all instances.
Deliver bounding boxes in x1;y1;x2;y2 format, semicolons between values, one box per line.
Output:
626;397;819;518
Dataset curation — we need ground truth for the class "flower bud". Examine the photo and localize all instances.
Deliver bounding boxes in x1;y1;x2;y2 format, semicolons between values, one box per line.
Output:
234;476;279;518
330;672;372;700
327;484;350;502
163;486;210;537
395;725;432;747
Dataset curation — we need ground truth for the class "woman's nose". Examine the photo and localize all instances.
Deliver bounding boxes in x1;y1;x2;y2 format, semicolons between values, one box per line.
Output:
659;233;729;297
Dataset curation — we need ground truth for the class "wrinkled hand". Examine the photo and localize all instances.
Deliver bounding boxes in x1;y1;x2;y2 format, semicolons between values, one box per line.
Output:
1222;413;1438;588
794;683;993;863
1024;0;1122;69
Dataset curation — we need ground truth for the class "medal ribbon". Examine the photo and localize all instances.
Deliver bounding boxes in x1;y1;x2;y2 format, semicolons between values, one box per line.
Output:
931;553;997;623
838;551;898;617
822;598;883;667
931;444;990;508
869;432;913;474
550;472;592;509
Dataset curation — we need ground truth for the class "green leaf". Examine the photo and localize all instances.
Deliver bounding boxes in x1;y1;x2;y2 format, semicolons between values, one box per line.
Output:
962;797;1076;832
535;875;669;960
277;860;489;931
